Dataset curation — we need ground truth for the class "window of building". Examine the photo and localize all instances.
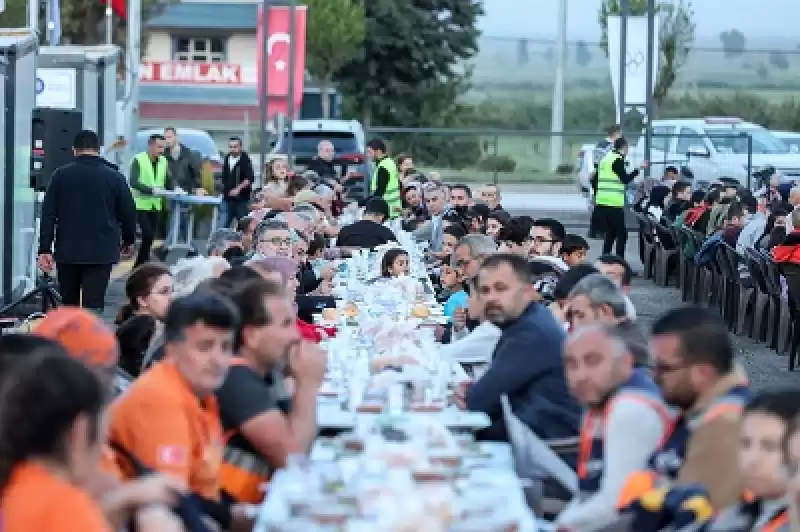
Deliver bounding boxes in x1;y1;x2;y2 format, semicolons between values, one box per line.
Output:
174;37;226;63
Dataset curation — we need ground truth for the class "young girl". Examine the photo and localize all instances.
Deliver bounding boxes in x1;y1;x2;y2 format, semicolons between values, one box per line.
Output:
440;264;468;318
381;248;410;278
263;158;293;210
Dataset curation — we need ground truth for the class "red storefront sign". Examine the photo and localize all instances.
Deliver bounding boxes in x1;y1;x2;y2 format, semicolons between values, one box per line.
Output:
256;5;307;117
139;61;243;85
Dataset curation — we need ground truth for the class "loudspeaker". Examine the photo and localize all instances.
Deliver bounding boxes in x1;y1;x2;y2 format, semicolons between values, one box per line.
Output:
30;107;83;191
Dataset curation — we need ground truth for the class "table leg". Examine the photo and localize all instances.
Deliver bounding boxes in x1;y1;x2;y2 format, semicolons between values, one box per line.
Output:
186;208;195;247
169;201;180;247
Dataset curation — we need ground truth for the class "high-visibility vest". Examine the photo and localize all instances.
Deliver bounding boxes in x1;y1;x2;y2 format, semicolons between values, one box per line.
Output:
577;369;672;499
218;358;273;504
132;152;167;211
595;151;626;208
371;156;402;218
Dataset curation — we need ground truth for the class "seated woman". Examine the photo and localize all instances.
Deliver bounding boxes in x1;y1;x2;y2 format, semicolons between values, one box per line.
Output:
115;263;173;377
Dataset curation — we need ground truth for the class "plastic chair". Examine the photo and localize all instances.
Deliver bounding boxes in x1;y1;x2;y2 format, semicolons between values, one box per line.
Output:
677;226;699;302
653;220;679;287
755;250;791;352
668;225;685;291
714;244;737;328
637;215;656;279
723;245;754;337
743;248;772;343
778;264;800;370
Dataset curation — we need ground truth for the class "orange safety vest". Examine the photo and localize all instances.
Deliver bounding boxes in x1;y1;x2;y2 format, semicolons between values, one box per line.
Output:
218;358;274;504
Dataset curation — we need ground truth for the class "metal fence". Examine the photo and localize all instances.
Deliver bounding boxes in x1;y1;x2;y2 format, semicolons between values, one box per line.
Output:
365;127;758;189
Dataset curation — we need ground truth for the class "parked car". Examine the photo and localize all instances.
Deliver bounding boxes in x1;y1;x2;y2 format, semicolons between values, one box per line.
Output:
271;119;372;200
772;131;800;153
631;117;800;190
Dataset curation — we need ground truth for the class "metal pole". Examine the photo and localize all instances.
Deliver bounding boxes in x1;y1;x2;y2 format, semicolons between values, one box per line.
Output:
643;0;655;177
549;0;567;172
285;0;297;167
259;0;271;185
28;0;40;35
44;0;51;44
105;6;113;45
124;0;141;171
617;0;629;130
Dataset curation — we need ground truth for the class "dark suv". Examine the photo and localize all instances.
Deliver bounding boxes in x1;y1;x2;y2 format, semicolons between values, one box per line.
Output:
271;119;372;200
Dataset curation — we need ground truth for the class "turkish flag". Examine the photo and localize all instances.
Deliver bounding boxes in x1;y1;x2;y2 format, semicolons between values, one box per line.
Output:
101;0;126;20
256;5;307;118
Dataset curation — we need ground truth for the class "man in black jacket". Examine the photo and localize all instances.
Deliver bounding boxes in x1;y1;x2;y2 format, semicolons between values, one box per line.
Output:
221;136;255;227
38;130;138;311
305;140;337;182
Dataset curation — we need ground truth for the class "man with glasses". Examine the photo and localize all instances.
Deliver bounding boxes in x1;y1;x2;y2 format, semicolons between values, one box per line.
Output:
306;140;337;182
222;136;255;227
618;307;751;513
253;219;293;259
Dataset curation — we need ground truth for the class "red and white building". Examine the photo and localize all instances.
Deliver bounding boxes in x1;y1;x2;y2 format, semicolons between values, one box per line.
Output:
140;0;334;139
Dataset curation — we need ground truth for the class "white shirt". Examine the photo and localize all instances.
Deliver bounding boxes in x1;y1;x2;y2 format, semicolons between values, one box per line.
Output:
228;155;240;171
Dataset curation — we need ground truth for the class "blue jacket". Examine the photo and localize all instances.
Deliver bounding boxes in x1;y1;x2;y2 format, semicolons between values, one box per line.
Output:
466;302;581;442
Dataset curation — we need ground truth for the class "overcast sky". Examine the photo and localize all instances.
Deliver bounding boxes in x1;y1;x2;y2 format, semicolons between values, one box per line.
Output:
480;0;800;43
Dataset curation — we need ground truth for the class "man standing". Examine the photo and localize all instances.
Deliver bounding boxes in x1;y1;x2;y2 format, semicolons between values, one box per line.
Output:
130;134;173;267
163;127;204;244
38;130;137;312
222;136;255;227
594;137;647;257
367;138;402;219
306;140;337;182
589;125;622;239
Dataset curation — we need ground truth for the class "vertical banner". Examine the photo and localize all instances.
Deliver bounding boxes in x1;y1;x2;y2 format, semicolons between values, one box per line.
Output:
256;5;307;118
608;16;659;120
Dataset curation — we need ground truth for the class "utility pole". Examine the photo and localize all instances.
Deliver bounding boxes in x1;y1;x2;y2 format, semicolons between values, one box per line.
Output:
259;0;271;184
549;0;567;172
123;0;141;171
286;0;297;166
643;0;656;177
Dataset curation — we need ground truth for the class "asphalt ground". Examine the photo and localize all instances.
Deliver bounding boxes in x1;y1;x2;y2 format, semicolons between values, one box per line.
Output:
102;217;798;392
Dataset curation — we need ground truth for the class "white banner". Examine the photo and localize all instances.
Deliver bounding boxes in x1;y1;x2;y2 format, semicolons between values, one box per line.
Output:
608;15;659;121
0;0;5;14
35;68;77;109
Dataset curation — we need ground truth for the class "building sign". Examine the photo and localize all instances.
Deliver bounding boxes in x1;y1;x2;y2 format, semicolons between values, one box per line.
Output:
36;68;77;109
139;61;243;84
256;5;307;117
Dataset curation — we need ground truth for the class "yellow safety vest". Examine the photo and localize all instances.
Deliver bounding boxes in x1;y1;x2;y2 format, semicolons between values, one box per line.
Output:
371;156;402;218
595;151;625;208
132;152;168;211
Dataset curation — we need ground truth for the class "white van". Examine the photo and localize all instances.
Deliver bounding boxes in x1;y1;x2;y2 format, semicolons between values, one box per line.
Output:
632;117;800;188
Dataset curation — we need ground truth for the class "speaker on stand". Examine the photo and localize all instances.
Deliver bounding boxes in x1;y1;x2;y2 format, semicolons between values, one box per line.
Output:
0;108;83;319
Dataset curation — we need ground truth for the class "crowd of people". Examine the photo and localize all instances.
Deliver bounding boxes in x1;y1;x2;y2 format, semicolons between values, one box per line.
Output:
14;128;800;531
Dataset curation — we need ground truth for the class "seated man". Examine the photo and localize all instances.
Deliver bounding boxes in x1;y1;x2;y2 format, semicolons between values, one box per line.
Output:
214;279;325;504
556;324;671;531
454;253;581;442
336;197;396;249
618;307;751;513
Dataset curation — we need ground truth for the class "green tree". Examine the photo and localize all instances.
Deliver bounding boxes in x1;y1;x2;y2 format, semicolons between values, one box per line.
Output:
720;29;746;59
336;0;483;128
0;0;167;47
305;0;364;118
598;0;696;111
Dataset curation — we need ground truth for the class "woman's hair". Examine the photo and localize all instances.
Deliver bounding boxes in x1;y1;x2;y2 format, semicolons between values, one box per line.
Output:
264;158;287;183
488;210;512;227
287;175;310;197
116;262;171;325
308;233;327;257
0;351;106;492
380;248;409;277
647;185;671;211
